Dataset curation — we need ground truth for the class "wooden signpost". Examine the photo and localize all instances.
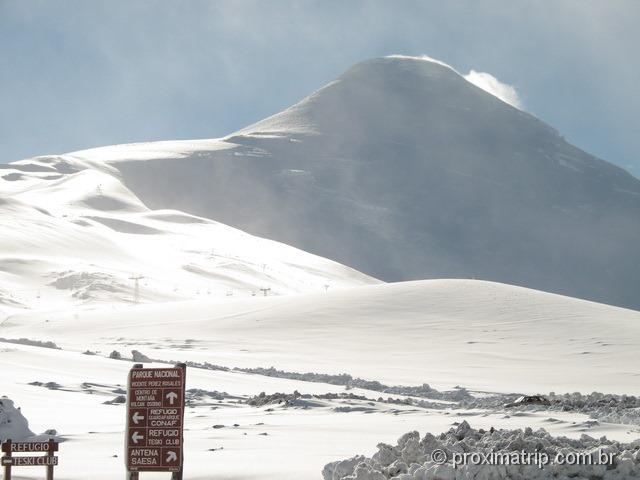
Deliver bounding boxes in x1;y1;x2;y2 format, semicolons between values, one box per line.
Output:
125;363;186;480
1;438;59;480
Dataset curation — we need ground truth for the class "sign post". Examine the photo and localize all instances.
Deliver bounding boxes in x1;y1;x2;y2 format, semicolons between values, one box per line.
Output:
125;363;186;479
1;438;59;480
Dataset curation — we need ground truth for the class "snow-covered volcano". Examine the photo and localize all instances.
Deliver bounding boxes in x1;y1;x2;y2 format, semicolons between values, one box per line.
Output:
50;56;640;310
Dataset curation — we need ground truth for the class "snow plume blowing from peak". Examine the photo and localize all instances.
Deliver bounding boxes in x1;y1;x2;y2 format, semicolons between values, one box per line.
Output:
464;70;523;109
387;54;523;109
385;54;454;69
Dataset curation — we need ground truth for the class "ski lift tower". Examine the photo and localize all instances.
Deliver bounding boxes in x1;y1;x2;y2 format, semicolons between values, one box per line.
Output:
129;274;145;304
259;287;271;297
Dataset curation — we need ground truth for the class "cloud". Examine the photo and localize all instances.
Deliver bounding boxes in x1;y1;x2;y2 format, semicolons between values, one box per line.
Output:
463;70;523;109
387;55;523;110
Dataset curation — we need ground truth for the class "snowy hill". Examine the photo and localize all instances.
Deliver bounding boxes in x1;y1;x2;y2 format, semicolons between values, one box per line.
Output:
4;279;640;395
56;56;640;310
2;277;639;478
0;154;377;315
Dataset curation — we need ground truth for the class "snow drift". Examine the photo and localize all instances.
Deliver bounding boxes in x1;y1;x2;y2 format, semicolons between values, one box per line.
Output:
0;397;34;441
323;422;640;480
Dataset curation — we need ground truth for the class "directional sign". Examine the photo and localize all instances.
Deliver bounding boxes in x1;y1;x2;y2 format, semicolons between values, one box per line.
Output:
1;442;58;453
1;456;58;466
1;439;59;480
126;365;186;472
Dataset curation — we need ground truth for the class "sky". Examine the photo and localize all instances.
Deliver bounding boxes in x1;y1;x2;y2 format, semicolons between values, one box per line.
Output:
1;1;639;177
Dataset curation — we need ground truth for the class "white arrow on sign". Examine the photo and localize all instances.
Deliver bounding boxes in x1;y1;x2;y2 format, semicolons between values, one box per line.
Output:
131;431;144;444
166;451;178;463
132;412;145;424
166;391;179;405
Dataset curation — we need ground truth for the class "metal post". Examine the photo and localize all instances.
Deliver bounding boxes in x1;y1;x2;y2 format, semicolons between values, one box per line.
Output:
2;438;11;480
171;363;187;480
46;438;54;480
125;364;144;479
129;275;144;304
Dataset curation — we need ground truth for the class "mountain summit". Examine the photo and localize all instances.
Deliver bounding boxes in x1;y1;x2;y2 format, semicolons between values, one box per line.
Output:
25;56;640;309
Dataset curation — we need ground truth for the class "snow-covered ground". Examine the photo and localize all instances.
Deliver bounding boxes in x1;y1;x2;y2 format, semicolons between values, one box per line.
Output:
4;279;639;395
2;279;640;478
2;339;639;480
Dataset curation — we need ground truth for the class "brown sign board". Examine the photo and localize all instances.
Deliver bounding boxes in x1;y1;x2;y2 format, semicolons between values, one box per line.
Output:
1;456;58;466
126;365;186;472
1;439;59;480
2;442;59;453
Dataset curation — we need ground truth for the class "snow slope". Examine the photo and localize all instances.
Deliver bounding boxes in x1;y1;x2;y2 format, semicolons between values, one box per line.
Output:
60;56;640;310
4;279;639;396
0;154;377;316
1;279;639;479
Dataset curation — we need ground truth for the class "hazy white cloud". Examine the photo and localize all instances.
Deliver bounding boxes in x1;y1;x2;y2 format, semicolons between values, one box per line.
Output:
387;55;523;110
464;70;523;109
